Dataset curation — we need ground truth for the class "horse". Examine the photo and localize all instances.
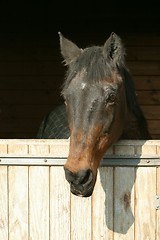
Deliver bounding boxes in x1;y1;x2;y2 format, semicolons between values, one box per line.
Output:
58;32;152;197
38;32;151;197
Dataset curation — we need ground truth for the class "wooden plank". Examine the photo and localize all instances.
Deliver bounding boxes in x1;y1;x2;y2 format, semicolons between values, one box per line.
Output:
157;167;160;239
71;192;91;240
126;47;160;61
29;166;49;240
113;167;135;240
0;167;8;240
134;76;160;90
50;166;70;240
0;144;7;154
127;61;160;76
136;90;160;105
4;46;160;62
141;106;160;120
135;167;156;239
1;33;160;48
29;143;50;156
1;46;160;62
0;60;160;76
92;167;113;240
148;120;160;135
124;34;160;46
8;166;28;240
8;144;28;155
151;134;160;140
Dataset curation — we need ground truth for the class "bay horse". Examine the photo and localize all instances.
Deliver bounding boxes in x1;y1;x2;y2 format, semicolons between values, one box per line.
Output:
58;32;151;197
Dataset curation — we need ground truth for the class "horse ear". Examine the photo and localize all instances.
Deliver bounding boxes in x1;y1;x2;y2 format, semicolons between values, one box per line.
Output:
58;32;82;65
103;32;126;65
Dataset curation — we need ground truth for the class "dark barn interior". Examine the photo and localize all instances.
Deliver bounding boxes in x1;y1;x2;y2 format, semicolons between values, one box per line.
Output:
0;1;160;139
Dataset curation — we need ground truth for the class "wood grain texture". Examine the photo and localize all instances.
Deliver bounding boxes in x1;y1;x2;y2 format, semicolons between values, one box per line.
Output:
50;166;70;240
29;166;49;240
71;192;91;240
8;166;28;240
157;167;160;240
135;167;156;240
0;167;8;240
0;139;159;240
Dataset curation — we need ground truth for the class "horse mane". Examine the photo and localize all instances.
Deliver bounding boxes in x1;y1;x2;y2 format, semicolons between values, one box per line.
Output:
121;67;151;139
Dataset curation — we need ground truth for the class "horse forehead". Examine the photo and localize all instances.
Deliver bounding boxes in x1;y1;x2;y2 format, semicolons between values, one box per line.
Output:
69;82;103;99
70;80;117;95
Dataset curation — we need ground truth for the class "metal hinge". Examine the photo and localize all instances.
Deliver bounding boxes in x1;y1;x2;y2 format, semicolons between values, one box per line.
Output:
154;195;160;210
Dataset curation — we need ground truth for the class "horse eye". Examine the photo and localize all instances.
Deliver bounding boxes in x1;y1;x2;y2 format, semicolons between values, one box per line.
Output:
108;93;116;104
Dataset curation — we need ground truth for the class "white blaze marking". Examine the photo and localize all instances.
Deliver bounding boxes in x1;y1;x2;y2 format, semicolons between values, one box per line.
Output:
81;82;87;89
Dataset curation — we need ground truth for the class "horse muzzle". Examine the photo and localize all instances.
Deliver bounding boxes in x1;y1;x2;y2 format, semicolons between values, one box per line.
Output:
64;168;95;197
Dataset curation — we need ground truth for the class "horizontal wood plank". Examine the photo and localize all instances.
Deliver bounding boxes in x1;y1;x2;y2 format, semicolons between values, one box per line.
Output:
0;61;160;76
127;61;160;76
0;76;160;91
136;90;160;105
126;47;160;61
1;45;160;62
141;106;160;120
134;76;160;90
1;33;160;48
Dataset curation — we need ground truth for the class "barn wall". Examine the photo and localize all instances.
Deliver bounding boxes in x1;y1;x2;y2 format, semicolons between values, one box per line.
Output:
0;139;159;239
0;3;160;139
0;33;160;139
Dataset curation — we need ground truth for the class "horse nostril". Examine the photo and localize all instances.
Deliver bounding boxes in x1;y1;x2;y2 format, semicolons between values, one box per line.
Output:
77;169;93;185
64;168;93;186
64;168;75;183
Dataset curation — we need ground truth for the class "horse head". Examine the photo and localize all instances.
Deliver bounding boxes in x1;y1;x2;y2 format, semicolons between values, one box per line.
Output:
59;32;150;197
